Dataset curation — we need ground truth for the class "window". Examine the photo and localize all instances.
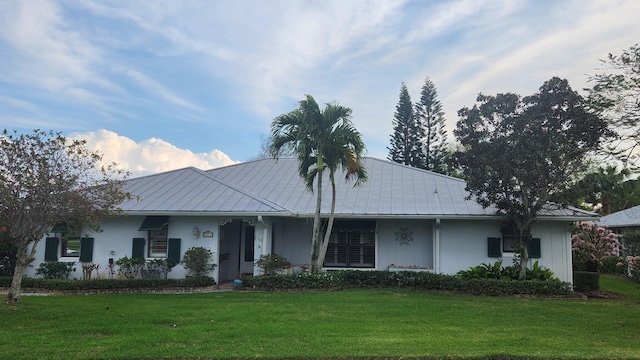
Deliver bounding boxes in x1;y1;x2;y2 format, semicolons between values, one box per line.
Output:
148;229;168;257
61;238;81;257
324;221;376;268
244;226;255;262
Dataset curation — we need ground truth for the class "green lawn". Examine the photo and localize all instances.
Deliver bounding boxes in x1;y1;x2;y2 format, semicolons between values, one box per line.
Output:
1;275;639;360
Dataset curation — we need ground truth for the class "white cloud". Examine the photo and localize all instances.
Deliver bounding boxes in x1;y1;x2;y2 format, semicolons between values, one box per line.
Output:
69;129;238;177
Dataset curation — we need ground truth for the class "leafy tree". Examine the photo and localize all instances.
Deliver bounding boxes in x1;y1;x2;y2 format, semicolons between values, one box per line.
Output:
0;129;130;303
415;77;448;173
388;82;425;167
454;77;610;279
588;44;640;166
572;222;622;272
270;95;367;273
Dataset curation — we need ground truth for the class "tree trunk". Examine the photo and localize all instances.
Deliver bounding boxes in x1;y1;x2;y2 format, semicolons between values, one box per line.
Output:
5;241;29;304
316;171;337;271
310;165;324;273
518;242;529;280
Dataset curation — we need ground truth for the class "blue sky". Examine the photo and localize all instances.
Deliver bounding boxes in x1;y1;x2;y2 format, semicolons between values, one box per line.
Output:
1;0;639;176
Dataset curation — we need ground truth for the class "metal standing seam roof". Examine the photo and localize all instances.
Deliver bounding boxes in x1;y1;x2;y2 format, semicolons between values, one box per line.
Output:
207;157;597;219
119;157;597;220
119;166;288;214
598;205;640;227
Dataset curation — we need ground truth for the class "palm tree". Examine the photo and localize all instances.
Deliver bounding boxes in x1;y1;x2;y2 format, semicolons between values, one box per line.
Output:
270;95;367;273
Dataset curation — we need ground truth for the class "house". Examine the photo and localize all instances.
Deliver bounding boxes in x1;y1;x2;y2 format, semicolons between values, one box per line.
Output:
27;157;597;284
598;205;640;233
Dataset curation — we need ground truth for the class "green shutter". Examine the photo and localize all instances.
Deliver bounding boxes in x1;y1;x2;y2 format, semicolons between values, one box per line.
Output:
487;237;502;258
528;238;541;258
167;238;181;264
132;238;145;260
44;237;58;262
79;238;94;262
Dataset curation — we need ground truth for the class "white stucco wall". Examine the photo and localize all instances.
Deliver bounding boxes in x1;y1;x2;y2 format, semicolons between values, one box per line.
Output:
377;219;433;269
27;215;222;281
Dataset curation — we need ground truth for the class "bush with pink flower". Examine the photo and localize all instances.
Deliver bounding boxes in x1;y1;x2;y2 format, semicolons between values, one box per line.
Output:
572;222;622;272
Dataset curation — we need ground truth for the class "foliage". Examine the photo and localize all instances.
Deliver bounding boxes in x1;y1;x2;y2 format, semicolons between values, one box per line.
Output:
34;262;76;280
588;44;640;166
243;270;570;296
415;76;449;173
622;255;640;281
563;165;632;214
621;230;640;256
454;77;611;279
600;256;626;274
181;247;216;277
571;222;622;271
573;271;600;292
0;276;215;290
388;82;425;168
269;94;367;273
255;253;291;275
0;236;16;277
81;263;100;280
142;258;176;279
115;256;145;279
456;261;556;281
0;129;130;303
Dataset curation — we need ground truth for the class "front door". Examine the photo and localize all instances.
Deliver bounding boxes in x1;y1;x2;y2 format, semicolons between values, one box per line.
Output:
239;224;255;275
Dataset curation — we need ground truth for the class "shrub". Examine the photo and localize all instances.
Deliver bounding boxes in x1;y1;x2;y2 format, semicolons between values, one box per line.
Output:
456;261;557;281
255;254;291;275
572;222;622;272
621;231;640;256
181;247;216;277
600;256;626;274
35;262;76;279
622;255;640;282
573;271;600;292
115;256;145;279
0;276;216;291
142;258;176;279
0;240;16;277
242;270;571;296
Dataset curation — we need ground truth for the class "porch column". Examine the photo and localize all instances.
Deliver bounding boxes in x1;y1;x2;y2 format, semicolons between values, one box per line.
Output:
434;219;441;273
253;217;267;275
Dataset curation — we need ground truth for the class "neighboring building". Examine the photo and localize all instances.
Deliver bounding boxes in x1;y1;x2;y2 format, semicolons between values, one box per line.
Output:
27;158;596;284
598;205;640;233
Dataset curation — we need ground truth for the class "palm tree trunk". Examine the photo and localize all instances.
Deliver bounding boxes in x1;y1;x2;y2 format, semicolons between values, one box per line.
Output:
317;171;337;271
310;162;324;273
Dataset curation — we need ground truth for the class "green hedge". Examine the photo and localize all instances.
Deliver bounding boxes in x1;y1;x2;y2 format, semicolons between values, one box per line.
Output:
0;276;215;291
243;270;572;296
573;271;600;292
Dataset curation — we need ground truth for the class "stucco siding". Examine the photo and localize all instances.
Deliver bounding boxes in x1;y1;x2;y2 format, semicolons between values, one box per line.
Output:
377;219;433;269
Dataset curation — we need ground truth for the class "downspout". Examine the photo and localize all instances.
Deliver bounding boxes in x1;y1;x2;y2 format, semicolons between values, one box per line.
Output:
434;219;441;273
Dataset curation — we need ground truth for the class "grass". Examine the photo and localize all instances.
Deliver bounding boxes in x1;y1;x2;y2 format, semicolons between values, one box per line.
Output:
1;276;639;360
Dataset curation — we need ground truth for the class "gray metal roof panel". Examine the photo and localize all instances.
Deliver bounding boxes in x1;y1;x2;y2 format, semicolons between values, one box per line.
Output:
120;167;287;213
598;205;640;227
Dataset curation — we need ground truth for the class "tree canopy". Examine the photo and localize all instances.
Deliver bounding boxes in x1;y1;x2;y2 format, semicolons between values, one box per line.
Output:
454;77;611;278
415;77;448;173
269;95;367;273
0;129;130;303
388;82;424;168
588;44;640;166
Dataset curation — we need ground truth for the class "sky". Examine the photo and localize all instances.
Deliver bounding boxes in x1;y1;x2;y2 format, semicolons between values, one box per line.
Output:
1;0;639;177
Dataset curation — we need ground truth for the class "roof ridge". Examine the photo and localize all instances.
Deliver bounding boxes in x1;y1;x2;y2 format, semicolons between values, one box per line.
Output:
191;167;291;212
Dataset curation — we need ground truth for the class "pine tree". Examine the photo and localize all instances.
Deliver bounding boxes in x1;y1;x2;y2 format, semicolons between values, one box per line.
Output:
388;82;425;167
415;77;448;173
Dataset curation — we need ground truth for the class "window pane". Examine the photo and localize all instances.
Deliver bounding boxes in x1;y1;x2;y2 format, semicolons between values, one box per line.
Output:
244;226;255;262
62;238;80;257
149;230;168;257
503;236;519;252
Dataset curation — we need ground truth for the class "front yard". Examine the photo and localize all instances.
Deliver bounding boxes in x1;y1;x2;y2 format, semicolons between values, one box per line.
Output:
1;275;639;359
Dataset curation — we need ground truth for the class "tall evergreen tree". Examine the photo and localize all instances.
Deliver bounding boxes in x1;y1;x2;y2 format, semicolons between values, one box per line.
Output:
415;77;448;173
388;82;424;167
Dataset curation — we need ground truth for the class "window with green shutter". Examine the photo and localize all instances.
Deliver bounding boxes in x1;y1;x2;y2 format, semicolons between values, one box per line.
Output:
528;238;541;258
167;238;181;264
132;238;145;260
44;237;58;262
79;238;94;262
487;237;502;258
